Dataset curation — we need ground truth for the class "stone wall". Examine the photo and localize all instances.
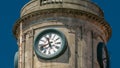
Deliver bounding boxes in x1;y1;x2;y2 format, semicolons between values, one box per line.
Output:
18;17;105;68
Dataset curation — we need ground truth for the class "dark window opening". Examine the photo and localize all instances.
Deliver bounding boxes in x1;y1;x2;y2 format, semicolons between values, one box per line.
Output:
97;42;110;68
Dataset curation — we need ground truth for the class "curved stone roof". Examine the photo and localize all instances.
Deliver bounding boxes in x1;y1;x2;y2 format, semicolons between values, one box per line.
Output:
21;0;104;17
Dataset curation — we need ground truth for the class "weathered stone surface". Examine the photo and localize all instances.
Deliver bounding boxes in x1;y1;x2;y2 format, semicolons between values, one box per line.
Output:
21;0;103;17
16;20;106;68
13;0;111;68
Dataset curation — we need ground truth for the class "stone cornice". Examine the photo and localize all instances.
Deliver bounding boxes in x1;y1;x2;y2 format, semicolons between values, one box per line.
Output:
20;0;103;17
13;8;112;41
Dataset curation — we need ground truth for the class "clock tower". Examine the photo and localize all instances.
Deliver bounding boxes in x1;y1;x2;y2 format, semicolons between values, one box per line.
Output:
13;0;112;68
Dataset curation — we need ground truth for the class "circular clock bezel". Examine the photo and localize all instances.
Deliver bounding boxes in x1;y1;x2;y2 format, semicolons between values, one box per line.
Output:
34;29;67;60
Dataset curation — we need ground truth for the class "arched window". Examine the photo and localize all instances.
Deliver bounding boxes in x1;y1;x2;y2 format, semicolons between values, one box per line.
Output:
97;42;110;68
14;52;18;68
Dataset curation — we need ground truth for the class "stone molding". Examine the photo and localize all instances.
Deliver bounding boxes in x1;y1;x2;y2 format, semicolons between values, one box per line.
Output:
21;0;103;17
13;8;112;41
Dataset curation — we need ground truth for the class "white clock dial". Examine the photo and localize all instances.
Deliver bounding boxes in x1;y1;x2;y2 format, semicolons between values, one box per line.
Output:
38;33;62;55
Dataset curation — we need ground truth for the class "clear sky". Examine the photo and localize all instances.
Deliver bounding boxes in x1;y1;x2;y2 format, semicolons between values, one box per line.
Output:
0;0;119;68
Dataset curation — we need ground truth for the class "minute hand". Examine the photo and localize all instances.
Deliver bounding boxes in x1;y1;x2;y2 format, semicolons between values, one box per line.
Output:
47;38;52;48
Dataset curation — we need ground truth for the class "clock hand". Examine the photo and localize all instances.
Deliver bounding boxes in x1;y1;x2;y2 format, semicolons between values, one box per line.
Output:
39;43;49;50
39;42;49;47
45;37;53;48
43;38;53;53
47;38;52;48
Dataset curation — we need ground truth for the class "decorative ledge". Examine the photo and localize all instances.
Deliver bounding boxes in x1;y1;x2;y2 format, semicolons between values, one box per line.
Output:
13;8;112;42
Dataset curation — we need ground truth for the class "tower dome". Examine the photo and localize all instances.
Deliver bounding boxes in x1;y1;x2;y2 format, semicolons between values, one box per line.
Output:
21;0;104;17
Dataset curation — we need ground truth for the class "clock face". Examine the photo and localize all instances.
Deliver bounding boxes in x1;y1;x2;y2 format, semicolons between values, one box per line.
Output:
38;33;62;55
34;29;67;60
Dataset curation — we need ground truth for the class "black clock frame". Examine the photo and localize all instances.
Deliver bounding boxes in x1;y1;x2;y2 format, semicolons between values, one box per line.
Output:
34;29;67;60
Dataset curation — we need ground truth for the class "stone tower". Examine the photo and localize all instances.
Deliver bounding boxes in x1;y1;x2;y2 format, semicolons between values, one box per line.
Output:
13;0;112;68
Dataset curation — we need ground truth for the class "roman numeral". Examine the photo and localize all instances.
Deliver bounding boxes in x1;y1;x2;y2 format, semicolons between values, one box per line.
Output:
55;46;59;49
40;46;44;50
48;51;51;54
53;49;56;52
43;50;46;53
40;40;46;43
49;33;52;39
52;34;56;40
54;37;60;42
55;42;61;44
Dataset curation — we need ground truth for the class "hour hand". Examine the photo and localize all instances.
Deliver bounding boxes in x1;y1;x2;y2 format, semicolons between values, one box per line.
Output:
39;44;48;49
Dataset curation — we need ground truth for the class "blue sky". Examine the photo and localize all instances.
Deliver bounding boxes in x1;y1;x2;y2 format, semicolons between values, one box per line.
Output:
0;0;119;68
